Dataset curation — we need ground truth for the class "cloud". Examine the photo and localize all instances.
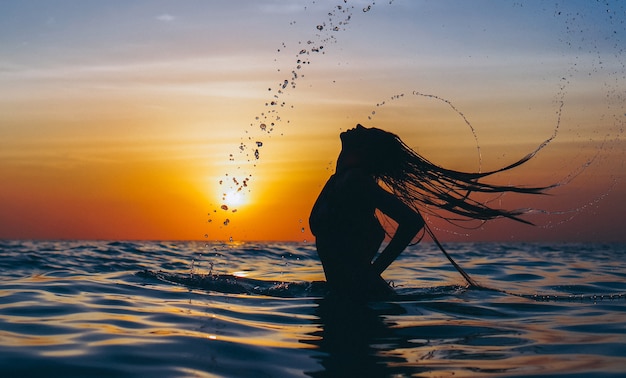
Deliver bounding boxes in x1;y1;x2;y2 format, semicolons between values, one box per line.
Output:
156;13;175;22
257;3;304;14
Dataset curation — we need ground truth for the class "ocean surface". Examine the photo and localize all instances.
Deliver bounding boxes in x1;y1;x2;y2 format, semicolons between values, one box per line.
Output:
0;240;625;377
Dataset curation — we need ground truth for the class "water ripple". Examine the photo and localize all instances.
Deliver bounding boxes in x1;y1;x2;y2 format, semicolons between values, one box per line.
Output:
0;241;625;377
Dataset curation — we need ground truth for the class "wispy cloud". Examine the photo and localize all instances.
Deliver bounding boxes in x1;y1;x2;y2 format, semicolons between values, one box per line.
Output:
156;13;175;22
257;3;304;14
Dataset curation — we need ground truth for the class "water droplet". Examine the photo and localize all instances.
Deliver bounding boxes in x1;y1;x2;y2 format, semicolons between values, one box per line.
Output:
221;205;228;211
204;234;208;238
256;141;263;147
254;149;260;159
316;25;324;31
363;5;372;12
223;219;230;226
282;79;288;89
260;123;267;131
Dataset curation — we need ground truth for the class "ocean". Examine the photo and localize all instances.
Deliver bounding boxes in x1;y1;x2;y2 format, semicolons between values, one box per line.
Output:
0;240;624;377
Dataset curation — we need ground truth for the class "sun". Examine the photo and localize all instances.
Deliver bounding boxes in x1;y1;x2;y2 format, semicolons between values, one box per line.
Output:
221;189;247;209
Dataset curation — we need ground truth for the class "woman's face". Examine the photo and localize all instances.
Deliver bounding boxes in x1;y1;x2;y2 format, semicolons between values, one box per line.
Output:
337;124;374;170
337;125;397;172
340;124;370;147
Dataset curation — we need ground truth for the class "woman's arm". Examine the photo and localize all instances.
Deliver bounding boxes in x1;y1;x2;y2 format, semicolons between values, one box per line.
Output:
371;186;424;275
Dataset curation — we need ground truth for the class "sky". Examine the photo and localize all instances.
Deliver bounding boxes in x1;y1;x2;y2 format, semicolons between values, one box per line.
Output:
1;0;624;242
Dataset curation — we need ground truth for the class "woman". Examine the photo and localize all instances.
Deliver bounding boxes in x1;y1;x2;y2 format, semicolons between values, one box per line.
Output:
309;124;547;299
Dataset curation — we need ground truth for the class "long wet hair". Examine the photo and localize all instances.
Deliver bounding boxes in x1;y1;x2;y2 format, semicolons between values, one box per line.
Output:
359;126;551;227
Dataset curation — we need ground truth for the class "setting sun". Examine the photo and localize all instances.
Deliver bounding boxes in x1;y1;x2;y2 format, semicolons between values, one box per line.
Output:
221;189;247;209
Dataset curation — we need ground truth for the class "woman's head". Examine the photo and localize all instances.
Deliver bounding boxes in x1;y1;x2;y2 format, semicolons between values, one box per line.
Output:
338;124;406;175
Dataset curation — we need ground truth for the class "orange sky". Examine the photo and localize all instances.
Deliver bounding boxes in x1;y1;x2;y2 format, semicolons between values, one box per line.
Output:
1;1;624;242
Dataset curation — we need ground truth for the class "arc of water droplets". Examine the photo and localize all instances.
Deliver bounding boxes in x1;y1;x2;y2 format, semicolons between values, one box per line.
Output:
412;91;484;174
531;0;626;226
209;1;381;239
371;90;569;177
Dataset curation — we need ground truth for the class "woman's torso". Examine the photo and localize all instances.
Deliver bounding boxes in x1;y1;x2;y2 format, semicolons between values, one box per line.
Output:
309;170;386;262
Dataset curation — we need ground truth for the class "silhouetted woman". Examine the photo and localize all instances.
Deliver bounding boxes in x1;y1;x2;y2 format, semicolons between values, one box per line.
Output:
309;124;547;299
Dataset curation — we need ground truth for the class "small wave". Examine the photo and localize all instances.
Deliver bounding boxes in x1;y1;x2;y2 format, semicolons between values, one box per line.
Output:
137;270;626;304
136;270;329;298
138;270;484;301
